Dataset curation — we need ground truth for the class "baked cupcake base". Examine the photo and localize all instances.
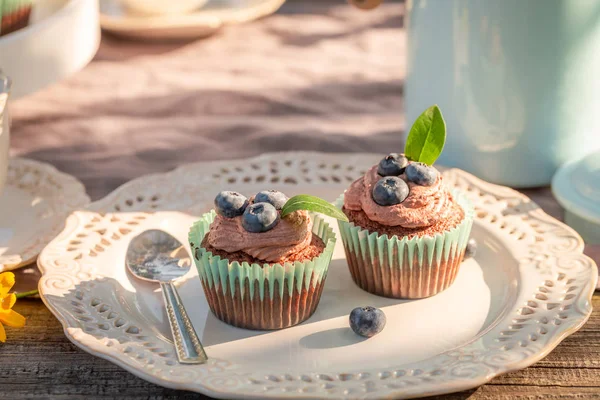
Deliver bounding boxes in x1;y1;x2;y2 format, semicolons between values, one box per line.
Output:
335;190;474;299
201;270;327;330
190;212;336;331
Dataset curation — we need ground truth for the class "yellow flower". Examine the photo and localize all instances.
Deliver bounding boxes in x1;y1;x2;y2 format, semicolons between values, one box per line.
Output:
0;272;26;343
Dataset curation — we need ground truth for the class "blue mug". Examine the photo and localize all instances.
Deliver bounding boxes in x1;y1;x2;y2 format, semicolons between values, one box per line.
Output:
406;0;600;187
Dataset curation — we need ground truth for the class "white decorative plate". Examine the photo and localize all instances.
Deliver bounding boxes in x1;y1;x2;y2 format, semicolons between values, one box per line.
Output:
0;158;90;272
99;0;285;40
38;152;597;399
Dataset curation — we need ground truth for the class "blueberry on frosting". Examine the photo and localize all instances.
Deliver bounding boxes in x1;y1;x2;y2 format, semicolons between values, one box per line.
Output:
215;191;248;218
405;162;438;186
254;190;288;210
377;153;409;177
349;306;386;338
372;176;409;206
242;202;279;233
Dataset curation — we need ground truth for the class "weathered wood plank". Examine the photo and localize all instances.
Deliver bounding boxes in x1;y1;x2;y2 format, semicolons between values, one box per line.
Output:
491;367;600;387
426;386;600;400
1;296;599;399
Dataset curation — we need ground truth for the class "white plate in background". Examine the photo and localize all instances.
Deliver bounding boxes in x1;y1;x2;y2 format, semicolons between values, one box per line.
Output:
0;158;90;272
100;0;285;40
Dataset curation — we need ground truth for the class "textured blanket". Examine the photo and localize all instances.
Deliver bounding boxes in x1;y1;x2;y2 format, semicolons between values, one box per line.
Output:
10;0;404;200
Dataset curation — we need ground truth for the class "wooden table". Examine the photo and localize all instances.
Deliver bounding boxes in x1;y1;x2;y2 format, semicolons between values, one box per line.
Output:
2;1;599;398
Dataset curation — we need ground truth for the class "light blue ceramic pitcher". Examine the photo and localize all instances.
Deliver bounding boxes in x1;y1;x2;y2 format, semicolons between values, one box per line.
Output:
406;0;600;187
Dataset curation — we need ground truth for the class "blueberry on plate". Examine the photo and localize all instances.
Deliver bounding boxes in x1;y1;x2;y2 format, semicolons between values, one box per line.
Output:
349;306;386;338
215;191;248;218
242;202;279;233
463;238;477;260
377;153;409;177
372;176;410;206
254;190;289;210
405;162;439;186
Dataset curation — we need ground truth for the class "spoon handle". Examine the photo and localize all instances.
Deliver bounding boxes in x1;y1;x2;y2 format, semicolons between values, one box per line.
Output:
160;281;208;364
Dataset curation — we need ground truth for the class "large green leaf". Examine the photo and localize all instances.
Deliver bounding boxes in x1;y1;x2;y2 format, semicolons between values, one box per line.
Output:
404;105;446;165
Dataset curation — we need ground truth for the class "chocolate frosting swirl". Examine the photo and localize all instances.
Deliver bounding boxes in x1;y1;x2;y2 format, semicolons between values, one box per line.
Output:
344;165;453;228
207;210;313;262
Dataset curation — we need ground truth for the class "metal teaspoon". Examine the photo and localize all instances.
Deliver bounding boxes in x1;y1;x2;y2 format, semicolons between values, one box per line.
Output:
125;229;208;364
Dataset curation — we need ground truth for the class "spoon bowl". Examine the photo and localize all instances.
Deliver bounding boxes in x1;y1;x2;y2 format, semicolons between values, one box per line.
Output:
126;229;191;283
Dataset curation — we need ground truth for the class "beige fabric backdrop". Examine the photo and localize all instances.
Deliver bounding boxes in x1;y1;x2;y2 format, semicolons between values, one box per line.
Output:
7;0;598;266
10;0;404;200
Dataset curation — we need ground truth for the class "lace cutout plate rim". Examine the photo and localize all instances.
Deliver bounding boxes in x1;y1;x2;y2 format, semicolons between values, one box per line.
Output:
37;152;597;399
0;157;90;272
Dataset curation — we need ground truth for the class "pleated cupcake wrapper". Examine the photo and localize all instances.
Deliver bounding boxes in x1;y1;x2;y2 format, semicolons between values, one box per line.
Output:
334;189;474;299
189;211;336;330
0;0;33;36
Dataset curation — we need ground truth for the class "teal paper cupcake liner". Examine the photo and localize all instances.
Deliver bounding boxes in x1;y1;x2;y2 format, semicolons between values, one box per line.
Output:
189;212;336;330
334;189;474;299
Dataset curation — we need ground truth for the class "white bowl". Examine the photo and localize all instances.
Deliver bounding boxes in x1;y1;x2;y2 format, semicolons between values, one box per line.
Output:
0;0;100;99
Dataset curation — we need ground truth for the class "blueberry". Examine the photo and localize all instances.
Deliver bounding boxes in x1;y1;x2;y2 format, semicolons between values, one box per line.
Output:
254;190;289;210
463;238;477;260
215;191;248;218
377;153;409;176
372;176;410;206
242;202;279;233
405;162;439;186
349;306;386;338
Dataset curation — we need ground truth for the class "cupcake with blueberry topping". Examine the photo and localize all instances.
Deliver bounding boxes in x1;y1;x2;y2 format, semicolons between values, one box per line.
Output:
0;0;33;37
335;105;474;299
189;190;343;330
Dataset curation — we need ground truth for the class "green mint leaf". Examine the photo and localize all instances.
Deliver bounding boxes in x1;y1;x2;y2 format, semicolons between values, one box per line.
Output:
404;104;446;165
281;195;349;222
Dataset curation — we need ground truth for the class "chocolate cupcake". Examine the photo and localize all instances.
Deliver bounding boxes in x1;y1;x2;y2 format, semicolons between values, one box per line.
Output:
189;190;338;330
0;0;33;37
335;105;474;299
